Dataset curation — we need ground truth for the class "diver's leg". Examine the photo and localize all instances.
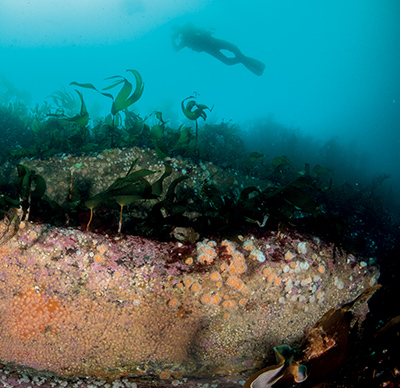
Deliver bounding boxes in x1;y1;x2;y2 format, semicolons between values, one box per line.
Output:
209;50;242;65
210;49;265;75
198;38;241;64
211;39;265;75
211;39;244;64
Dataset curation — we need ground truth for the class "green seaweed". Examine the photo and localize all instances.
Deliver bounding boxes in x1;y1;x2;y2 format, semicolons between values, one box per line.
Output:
48;90;89;127
249;151;264;163
71;69;144;118
84;159;157;231
66;70;144;152
64;90;90;127
150;110;196;159
48;87;79;115
151;162;173;197
14;164;46;220
0;70;395;255
145;174;191;236
181;95;211;157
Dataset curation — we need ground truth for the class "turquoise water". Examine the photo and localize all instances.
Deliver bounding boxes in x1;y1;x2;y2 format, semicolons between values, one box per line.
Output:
1;0;400;212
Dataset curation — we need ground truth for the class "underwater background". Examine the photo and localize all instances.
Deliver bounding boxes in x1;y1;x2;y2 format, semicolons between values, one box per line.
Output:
1;1;400;387
1;0;400;215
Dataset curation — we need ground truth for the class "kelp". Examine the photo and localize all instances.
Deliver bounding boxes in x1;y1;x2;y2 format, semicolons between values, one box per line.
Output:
14;164;46;221
64;70;145;152
48;90;89;127
145;174;191;236
0;207;23;247
300;285;381;385
71;69;144;118
85;159;157;232
1;67;393;249
63;90;89;127
181;95;212;157
194;182;258;235
151;162;173;197
84;160;181;233
0;152;394;254
243;345;307;388
272;155;291;170
48;87;79;115
8;111;94;159
149;110;196;159
153;124;196;159
249;151;264;163
1;165;74;228
244;286;381;388
181;96;211;121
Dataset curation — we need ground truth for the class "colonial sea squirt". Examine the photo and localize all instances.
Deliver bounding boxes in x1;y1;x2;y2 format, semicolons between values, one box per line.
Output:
0;208;378;386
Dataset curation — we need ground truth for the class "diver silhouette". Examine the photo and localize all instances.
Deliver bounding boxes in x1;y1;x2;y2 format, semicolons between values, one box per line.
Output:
171;23;266;76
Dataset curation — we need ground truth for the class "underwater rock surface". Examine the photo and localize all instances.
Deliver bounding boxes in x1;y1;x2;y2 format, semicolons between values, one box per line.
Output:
0;147;268;209
0;219;379;387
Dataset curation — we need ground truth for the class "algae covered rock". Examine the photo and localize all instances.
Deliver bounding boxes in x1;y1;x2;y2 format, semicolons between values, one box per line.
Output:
0;216;379;387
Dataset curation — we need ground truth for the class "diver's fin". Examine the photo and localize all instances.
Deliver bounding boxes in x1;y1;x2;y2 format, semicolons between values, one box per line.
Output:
242;56;266;76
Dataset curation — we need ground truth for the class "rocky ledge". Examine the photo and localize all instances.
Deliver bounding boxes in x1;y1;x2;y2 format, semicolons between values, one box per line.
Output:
0;215;379;387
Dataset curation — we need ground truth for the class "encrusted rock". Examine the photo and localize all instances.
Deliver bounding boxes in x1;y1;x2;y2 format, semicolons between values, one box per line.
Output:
0;219;379;387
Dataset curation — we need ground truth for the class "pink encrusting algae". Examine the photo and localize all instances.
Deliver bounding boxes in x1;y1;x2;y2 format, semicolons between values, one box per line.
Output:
0;222;379;385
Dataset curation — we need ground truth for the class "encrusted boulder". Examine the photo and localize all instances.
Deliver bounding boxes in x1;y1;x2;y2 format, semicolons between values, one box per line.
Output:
0;217;379;387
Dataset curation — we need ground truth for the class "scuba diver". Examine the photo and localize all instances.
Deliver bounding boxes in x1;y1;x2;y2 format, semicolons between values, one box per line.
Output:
171;23;266;76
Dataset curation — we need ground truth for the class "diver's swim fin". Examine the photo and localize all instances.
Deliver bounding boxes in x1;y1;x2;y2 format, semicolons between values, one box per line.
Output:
242;56;266;76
